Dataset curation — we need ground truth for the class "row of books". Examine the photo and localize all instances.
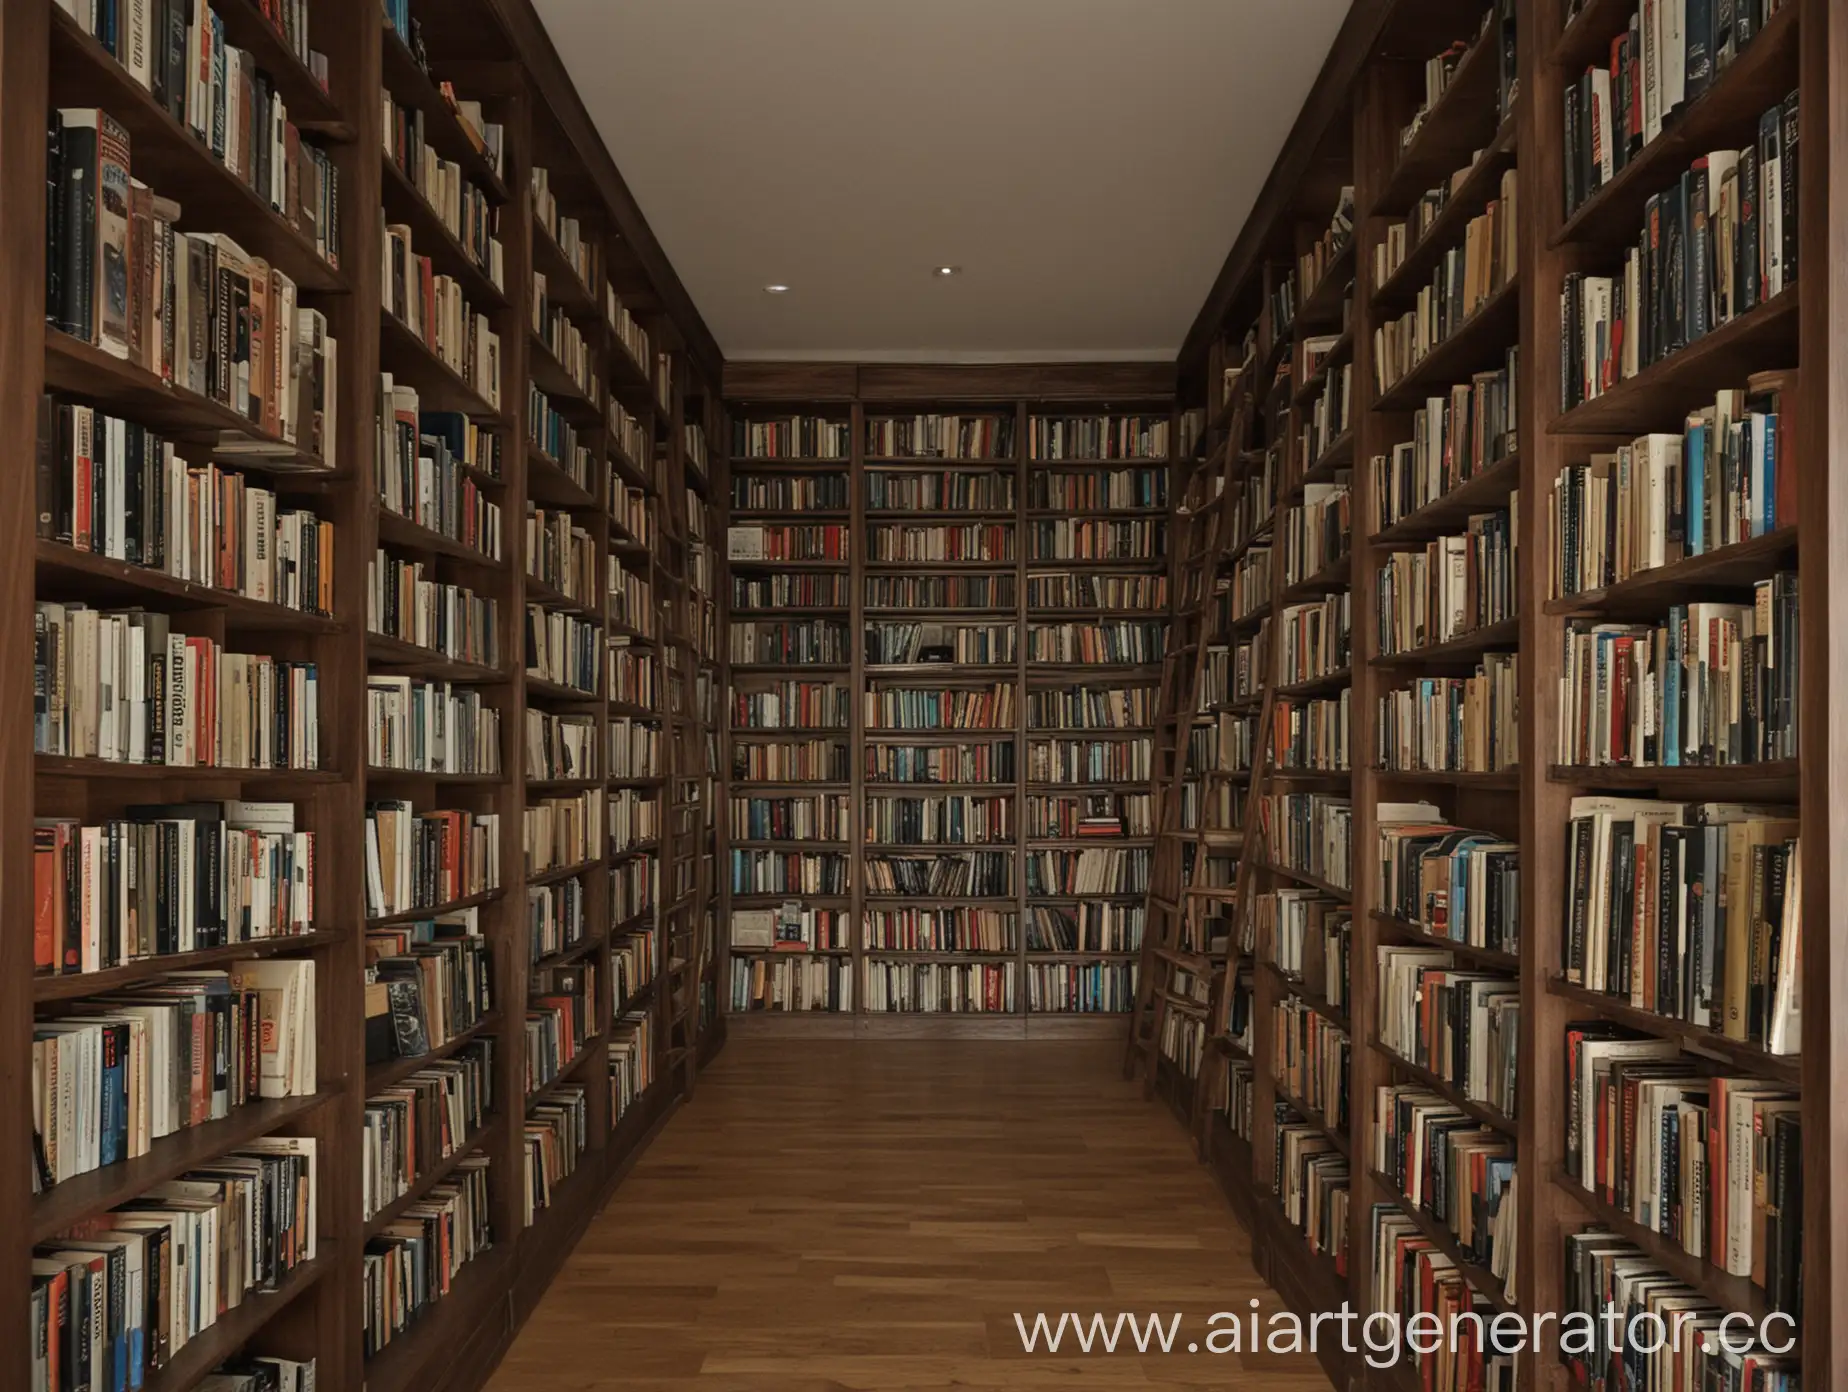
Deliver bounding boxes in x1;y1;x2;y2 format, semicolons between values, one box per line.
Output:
34;959;314;1187
864;851;1010;898
1279;593;1352;685
1369;354;1519;534
1561;98;1797;411
1271;692;1349;772
865;908;1013;953
609;646;657;712
523;791;600;874
1553;581;1799;767
864;523;1012;564
731;572;850;611
362;1154;492;1357
526;962;598;1095
1378;944;1519;1116
1266;890;1351;1009
1260;792;1355;890
731;417;853;460
1024;847;1149;896
1028;792;1151;839
1278;1113;1348;1266
727;794;852;842
866;469;1014;511
1027;902;1143;953
864;573;1012;609
532;287;596;400
729;905;850;951
730;681;850;731
34;1139;319;1390
525;708;595;782
1375;508;1516;655
864;683;1016;731
368;553;499;667
1373;1082;1517;1297
35;801;313;970
865;739;1014;785
1548;376;1793;600
1224;548;1272;625
1564;1031;1800;1309
1025;416;1170;461
864;795;1014;846
866;623;1015;666
380;380;501;557
730;849;849;896
863;415;1016;459
528;508;596;610
1283;478;1350;586
1025;686;1155;730
528;388;591;493
368;676;500;775
38;400;335;613
1301;360;1352;465
1024;622;1165;666
732;472;848;511
729;738;850;784
1562;1227;1796;1392
525;606;600;695
606;787;658;853
1563;798;1798;1051
1025;518;1165;561
382;224;501;409
1369;1202;1510;1392
363;803;499;920
607;716;659;779
383;96;504;290
1299;186;1355;297
365;912;491;1061
1374;169;1518;397
728;619;849;666
523;1084;588;1226
1024;736;1151;784
1375;659;1520;775
731;955;852;1012
864;962;1014;1013
1028;468;1167;511
527;876;585;964
1025;962;1137;1013
361;1041;493;1222
610;926;658;1007
1273;995;1350;1129
35;604;321;768
726;524;848;562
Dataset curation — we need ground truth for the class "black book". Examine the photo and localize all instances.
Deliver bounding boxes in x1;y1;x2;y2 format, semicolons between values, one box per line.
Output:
1739;143;1761;312
45;118;62;328
1713;0;1736;70
1563;82;1581;215
1644;194;1663;366
1613;34;1632;172
1664;177;1688;355
1687;162;1711;343
1735;0;1756;49
1657;825;1687;1013
57;112;97;342
1686;0;1713;102
1610;823;1635;996
1768;1110;1802;1316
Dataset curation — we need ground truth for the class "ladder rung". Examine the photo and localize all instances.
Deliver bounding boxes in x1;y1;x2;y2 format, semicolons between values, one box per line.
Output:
1186;885;1243;899
1154;946;1208;972
1149;894;1181;914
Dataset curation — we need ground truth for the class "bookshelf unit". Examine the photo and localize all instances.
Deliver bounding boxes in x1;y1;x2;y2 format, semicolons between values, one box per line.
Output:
6;1;723;1388
1153;2;1844;1392
720;366;1175;1038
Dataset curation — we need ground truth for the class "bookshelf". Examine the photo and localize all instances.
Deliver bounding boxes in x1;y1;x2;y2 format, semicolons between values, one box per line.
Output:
720;367;1175;1037
1155;1;1841;1391
7;1;722;1388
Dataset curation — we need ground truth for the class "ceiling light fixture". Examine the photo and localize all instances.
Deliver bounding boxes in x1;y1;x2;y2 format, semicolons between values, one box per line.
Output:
764;284;790;294
933;266;961;278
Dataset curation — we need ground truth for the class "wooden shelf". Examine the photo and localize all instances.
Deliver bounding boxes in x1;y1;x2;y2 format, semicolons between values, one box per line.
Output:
363;1243;517;1392
44;331;334;474
1371;616;1520;669
34;1089;338;1243
1277;553;1352;603
1369;1167;1513;1313
366;1014;505;1094
381;159;508;312
1368;452;1521;546
379;21;511;202
530;218;599;318
1255;862;1352;902
140;1251;333;1392
375;506;507;570
528;332;600;415
366;888;505;928
35;755;342;785
34;541;343;633
1264;960;1352;1033
1296;241;1356;330
379;309;505;422
1372;27;1505;217
1371;911;1520;970
366;633;507;683
35;930;342;1003
1544;974;1802;1085
1368;1036;1517;1138
1276;667;1352;698
363;1120;503;1239
1273;1077;1351;1159
1370;766;1520;789
1545;527;1798;617
1546;759;1799;795
1550;288;1800;436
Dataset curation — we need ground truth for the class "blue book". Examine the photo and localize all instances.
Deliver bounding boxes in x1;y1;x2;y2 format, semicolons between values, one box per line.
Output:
98;1023;124;1167
1685;419;1706;555
1761;411;1778;535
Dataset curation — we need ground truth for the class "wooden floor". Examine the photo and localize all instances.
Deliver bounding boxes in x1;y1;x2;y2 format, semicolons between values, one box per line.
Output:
483;1041;1331;1391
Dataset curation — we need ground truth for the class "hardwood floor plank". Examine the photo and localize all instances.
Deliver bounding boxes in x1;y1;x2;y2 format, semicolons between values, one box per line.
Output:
484;1042;1330;1391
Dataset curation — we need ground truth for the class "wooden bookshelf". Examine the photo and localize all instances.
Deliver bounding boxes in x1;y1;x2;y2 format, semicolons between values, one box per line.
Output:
1154;2;1842;1391
5;0;722;1386
719;367;1173;1033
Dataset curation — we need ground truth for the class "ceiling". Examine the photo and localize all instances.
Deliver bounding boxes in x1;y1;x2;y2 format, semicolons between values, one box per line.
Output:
530;0;1351;363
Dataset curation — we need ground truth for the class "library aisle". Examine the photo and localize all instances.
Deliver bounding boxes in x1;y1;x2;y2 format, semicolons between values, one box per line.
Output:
484;1042;1330;1390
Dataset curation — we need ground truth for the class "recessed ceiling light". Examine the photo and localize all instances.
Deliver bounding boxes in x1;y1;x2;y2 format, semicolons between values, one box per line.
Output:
764;284;790;294
933;266;961;277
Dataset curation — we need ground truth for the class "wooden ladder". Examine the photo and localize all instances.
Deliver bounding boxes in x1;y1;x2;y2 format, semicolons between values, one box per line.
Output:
1124;393;1251;1090
660;580;710;1097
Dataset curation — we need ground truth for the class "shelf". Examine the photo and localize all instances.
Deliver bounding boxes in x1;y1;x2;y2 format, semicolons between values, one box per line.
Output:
1277;553;1351;603
1544;974;1802;1085
1369;1167;1513;1313
35;755;342;785
1369;452;1521;546
527;856;603;886
530;218;599;319
1264;960;1352;1033
378;310;505;423
1369;1036;1517;1137
375;506;506;570
1553;4;1799;249
1373;277;1521;413
526;445;599;510
1370;767;1521;790
1373;117;1519;311
1254;862;1352;902
1548;1164;1784;1326
1272;1077;1350;1159
1295;242;1355;330
1552;0;1634;71
1371;616;1520;669
1276;667;1352;698
1373;26;1505;217
1551;287;1799;436
44;331;334;475
530;931;608;977
1545;527;1798;617
363;1243;516;1392
1293;330;1355;410
524;574;602;619
1546;760;1798;795
527;332;600;415
367;888;504;929
380;159;508;312
525;674;600;702
49;9;347;292
34;541;342;633
35;930;341;1003
34;1089;338;1243
366;633;507;683
1371;911;1521;970
379;22;511;203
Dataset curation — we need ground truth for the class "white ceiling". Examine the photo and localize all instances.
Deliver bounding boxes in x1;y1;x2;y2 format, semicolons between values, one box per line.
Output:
531;0;1351;363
